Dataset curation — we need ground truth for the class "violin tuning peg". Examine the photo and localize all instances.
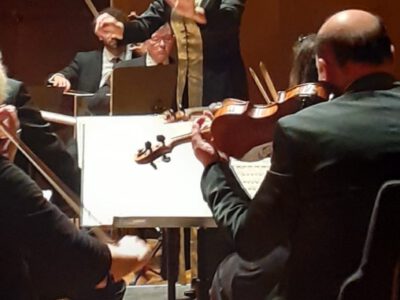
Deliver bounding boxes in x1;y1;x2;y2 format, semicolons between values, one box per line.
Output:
145;141;152;152
162;154;171;163
156;135;166;145
150;161;158;170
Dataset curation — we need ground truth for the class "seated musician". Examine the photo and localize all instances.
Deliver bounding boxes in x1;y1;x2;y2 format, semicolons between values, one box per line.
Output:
288;33;319;86
47;7;134;114
116;23;175;68
86;23;176;116
195;33;321;300
0;50;31;107
0;60;151;300
191;9;400;300
0;50;81;217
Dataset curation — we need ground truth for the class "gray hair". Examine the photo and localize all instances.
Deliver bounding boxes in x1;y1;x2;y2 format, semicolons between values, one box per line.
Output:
0;62;7;103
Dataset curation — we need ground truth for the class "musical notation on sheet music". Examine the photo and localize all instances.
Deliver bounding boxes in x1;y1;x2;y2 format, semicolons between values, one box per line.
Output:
230;157;271;198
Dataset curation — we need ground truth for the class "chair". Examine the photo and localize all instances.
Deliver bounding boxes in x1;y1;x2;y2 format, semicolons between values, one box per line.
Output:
338;180;400;300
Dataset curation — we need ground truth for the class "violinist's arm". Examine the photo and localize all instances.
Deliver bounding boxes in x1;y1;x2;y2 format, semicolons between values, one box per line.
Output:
197;121;298;261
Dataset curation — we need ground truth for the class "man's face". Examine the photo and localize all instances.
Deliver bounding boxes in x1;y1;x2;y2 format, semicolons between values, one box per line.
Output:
147;31;174;65
100;35;118;49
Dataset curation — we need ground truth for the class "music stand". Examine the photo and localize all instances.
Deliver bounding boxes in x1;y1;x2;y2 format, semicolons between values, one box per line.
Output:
29;86;91;117
110;64;177;115
29;85;64;112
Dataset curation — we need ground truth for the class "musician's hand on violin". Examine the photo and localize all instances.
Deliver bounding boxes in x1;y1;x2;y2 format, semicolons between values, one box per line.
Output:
165;0;207;24
95;13;124;44
0;105;19;161
107;235;152;282
191;117;226;167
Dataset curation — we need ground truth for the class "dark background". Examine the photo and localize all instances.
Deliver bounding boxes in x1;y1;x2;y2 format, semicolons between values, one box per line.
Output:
1;0;399;103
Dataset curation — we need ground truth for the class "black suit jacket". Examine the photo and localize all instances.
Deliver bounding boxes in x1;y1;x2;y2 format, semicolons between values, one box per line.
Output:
52;50;102;93
5;78;31;107
201;73;400;300
121;0;248;106
0;156;110;299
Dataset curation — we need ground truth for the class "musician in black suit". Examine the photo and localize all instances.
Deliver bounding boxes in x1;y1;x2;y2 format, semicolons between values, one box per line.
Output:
95;0;248;108
0;60;152;300
191;9;400;300
87;23;175;115
4;78;31;107
48;7;132;94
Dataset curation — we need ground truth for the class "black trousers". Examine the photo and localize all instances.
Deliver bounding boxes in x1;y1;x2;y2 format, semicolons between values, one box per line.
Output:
210;246;289;300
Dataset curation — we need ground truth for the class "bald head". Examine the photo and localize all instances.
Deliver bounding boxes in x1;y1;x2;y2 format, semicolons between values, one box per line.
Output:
317;9;393;66
315;10;394;91
319;10;379;39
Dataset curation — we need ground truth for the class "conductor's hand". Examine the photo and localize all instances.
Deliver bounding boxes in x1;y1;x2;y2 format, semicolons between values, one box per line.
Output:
191;117;225;167
49;74;71;92
95;13;124;44
107;235;151;282
165;0;207;24
0;105;19;161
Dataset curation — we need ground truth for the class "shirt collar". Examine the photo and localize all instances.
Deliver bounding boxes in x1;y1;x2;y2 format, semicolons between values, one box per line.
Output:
103;45;131;62
145;53;170;66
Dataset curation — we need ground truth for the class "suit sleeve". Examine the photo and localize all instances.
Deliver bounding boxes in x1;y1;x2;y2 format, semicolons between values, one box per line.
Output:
0;157;111;297
122;0;168;44
201;0;245;37
48;53;83;89
201;122;299;261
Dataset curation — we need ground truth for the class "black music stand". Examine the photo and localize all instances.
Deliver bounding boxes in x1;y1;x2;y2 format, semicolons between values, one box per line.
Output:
110;64;177;115
29;86;90;116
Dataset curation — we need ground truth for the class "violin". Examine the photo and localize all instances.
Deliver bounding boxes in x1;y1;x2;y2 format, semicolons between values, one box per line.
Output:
135;81;337;165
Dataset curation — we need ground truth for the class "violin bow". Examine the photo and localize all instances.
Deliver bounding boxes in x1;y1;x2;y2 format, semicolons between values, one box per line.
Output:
259;62;278;102
84;0;99;17
1;120;162;281
249;67;273;104
0;122;111;243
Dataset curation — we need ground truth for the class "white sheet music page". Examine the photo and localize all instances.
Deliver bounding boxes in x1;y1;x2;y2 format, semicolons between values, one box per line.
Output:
230;157;271;198
77;115;270;226
78;116;213;226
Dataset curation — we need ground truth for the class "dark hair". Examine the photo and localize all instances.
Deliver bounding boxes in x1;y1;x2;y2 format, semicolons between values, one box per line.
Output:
316;16;393;66
289;34;319;87
94;7;128;25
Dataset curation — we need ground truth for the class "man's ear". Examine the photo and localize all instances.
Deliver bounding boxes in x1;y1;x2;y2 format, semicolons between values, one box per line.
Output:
316;56;328;81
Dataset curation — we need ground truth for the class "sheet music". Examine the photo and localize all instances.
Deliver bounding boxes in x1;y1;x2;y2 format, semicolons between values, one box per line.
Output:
230;157;270;198
78;116;212;226
77;116;270;227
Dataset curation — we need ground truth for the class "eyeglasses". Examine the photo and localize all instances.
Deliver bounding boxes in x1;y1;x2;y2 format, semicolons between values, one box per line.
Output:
150;34;174;45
